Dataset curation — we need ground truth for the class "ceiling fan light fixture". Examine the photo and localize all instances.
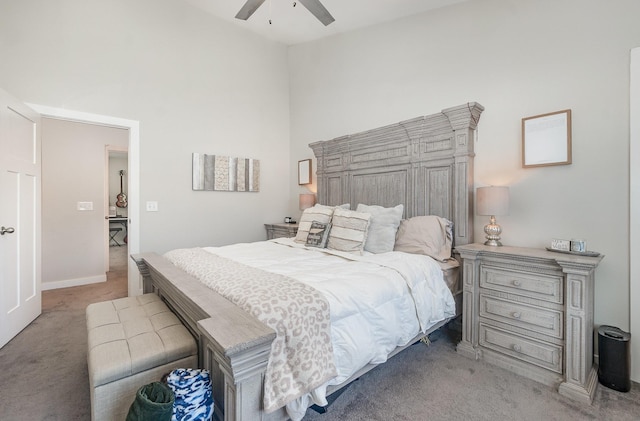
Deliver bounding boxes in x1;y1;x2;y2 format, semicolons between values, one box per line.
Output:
234;0;266;20
235;0;334;26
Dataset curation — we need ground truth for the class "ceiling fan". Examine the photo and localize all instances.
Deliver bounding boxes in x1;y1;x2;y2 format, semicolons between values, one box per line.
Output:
235;0;335;26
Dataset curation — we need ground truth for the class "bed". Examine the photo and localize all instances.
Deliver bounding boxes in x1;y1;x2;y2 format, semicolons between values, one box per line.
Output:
133;101;484;421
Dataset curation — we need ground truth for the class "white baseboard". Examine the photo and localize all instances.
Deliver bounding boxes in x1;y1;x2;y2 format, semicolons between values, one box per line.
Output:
42;274;106;291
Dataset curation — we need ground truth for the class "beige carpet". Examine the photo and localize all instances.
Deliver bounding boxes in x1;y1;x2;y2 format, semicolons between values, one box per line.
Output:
0;246;638;420
0;245;128;420
304;325;640;421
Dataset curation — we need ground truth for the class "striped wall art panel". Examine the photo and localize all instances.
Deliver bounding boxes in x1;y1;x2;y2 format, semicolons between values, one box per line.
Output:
192;153;260;192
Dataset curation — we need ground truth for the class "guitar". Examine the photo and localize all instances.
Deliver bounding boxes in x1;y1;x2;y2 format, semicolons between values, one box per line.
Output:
116;170;127;208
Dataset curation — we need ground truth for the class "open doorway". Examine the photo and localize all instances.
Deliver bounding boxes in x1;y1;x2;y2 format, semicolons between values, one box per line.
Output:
107;148;129;275
30;103;140;297
40;118;128;291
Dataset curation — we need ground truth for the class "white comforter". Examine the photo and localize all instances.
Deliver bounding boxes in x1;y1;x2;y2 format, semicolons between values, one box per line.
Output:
203;238;456;420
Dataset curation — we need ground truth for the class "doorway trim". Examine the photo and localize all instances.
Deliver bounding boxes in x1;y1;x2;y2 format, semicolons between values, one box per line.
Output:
28;103;141;297
630;47;639;382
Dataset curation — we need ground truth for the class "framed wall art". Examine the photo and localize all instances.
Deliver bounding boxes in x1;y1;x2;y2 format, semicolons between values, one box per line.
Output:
192;153;260;192
522;109;572;168
298;159;311;185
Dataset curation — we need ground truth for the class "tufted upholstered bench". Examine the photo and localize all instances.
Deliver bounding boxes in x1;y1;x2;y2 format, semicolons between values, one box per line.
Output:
86;293;197;421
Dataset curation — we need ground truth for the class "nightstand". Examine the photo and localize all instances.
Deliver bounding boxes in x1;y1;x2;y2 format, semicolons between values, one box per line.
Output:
455;243;603;404
264;223;298;240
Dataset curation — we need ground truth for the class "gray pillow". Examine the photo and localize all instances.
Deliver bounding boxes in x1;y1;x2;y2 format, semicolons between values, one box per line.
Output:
356;204;404;253
305;221;331;248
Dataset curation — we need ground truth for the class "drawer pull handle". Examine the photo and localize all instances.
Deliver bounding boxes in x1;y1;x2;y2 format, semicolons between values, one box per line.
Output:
512;312;521;319
513;344;522;352
513;280;522;287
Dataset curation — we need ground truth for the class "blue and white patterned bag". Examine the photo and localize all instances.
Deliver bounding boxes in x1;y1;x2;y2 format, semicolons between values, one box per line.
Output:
165;368;214;421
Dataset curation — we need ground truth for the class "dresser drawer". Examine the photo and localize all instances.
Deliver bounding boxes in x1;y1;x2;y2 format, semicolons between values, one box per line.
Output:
480;294;563;339
479;323;563;373
271;227;296;238
480;265;563;304
456;243;603;399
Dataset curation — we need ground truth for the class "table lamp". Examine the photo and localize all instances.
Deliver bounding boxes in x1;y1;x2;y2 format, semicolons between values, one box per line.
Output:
476;186;509;246
299;193;316;210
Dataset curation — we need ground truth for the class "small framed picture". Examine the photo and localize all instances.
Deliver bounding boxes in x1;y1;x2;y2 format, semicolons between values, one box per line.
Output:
522;109;572;168
298;159;311;185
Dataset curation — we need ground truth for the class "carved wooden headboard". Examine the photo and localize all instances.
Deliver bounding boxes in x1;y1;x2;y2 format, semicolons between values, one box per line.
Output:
309;102;484;247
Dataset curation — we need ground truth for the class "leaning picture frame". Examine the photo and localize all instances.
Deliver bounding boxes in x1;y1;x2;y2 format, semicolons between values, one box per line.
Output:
522;109;572;168
298;159;311;185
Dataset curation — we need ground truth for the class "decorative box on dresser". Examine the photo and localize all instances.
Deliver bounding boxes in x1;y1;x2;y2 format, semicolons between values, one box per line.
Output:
455;243;604;404
264;223;298;240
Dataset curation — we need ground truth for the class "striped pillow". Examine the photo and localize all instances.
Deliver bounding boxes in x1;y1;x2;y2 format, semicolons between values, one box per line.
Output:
294;205;335;243
327;208;371;255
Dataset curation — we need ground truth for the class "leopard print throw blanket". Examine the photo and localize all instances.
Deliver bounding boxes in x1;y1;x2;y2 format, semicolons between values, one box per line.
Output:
164;248;337;413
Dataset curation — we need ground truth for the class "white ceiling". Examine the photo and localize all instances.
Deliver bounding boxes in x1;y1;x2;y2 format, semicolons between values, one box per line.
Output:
181;0;470;45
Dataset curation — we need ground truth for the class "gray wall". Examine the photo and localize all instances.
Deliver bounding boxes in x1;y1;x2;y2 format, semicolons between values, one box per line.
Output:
0;0;291;254
3;0;639;380
288;0;639;366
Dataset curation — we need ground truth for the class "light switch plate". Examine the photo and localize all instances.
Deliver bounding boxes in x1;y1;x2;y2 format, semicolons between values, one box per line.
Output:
146;201;158;212
77;201;93;211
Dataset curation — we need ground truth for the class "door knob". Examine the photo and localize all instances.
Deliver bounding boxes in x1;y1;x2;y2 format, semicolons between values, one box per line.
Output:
1;226;15;235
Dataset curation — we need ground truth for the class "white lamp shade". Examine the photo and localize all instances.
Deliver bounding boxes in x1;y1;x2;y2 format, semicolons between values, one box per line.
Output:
476;186;509;216
299;193;316;210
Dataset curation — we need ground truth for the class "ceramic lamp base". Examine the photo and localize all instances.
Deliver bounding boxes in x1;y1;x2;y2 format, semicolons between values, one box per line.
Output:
484;215;503;246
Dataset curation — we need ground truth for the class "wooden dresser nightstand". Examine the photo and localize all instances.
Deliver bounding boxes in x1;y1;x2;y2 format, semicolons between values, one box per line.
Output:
264;223;298;240
455;243;603;404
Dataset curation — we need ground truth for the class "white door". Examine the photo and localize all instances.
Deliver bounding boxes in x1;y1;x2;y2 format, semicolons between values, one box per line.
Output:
0;88;41;349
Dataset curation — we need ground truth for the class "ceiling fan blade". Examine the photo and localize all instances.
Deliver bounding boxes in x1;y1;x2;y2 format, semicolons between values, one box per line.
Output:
298;0;335;26
235;0;267;20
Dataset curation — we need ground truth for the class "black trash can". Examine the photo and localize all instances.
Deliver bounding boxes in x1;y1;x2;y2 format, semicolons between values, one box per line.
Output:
598;325;631;392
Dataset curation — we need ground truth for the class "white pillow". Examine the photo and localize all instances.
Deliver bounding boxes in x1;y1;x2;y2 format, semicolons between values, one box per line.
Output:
356;204;404;253
294;203;350;243
327;208;371;255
